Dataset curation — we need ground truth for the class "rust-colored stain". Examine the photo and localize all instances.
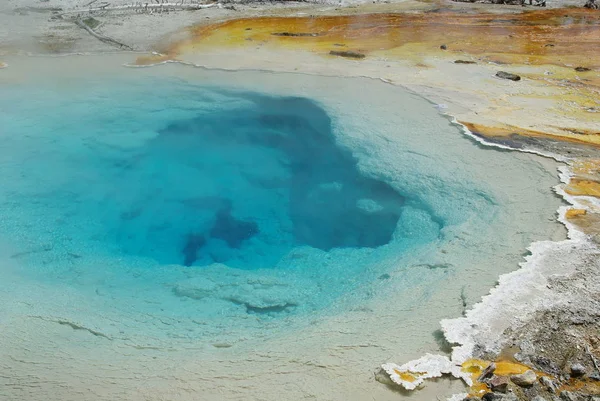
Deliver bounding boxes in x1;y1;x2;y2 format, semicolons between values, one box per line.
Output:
460;121;600;148
142;9;600;68
557;378;600;395
565;178;600;197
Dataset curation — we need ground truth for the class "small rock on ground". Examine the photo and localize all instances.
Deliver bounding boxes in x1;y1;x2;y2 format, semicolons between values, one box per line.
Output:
479;363;497;381
496;71;521;81
329;50;365;59
559;391;587;401
511;370;537;387
540;376;558;393
489;375;509;393
482;393;517;401
570;363;586;377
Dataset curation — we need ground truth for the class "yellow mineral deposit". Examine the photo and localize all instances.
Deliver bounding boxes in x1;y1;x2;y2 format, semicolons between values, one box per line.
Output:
565;179;600;198
462;357;600;398
460;122;600;148
462;359;538;397
159;10;600;67
565;209;588;219
393;370;420;383
572;159;600;177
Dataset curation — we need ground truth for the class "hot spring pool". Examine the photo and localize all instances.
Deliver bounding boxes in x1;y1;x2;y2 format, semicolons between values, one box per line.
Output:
0;56;565;401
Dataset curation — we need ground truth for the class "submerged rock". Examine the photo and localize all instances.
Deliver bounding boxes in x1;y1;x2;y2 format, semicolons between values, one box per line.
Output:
575;67;592;72
440;44;448;50
511;370;537;387
182;233;206;266
210;206;259;249
173;270;307;315
374;367;395;386
496;71;521;81
82;17;101;29
455;60;477;64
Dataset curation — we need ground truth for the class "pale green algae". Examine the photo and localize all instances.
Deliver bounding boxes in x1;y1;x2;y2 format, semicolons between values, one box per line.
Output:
0;55;565;401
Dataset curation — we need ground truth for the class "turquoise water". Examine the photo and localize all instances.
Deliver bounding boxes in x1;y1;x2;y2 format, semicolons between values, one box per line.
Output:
0;58;564;401
0;75;442;320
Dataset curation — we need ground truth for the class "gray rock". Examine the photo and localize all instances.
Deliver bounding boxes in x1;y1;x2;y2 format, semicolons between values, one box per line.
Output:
496;71;521;81
489;375;509;393
511;370;537;387
532;397;549;401
482;394;517;401
519;340;536;354
440;44;447;50
482;393;503;401
532;356;561;376
575;67;592;72
478;363;497;381
559;391;585;401
570;363;586;377
540;376;558;393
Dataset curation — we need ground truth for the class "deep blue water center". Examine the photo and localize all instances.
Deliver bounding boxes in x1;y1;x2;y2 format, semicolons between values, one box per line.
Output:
58;90;405;269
